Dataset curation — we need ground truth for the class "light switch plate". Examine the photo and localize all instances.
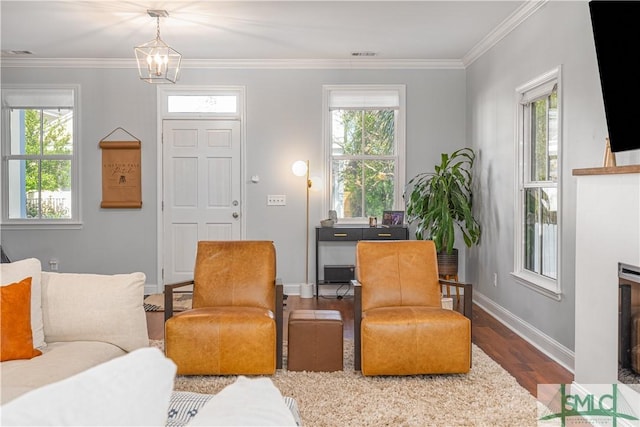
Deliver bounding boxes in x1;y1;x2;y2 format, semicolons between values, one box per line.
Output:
267;195;286;206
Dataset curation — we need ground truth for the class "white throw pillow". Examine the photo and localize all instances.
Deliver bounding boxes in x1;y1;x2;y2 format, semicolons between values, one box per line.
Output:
0;347;176;426
41;271;148;352
187;376;297;426
0;258;45;349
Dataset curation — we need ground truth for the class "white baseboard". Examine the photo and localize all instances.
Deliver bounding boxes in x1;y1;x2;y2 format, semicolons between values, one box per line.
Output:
474;290;575;373
145;284;159;296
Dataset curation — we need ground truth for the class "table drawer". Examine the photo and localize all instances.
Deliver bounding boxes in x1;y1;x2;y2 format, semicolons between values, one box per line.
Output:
362;227;408;240
317;228;362;241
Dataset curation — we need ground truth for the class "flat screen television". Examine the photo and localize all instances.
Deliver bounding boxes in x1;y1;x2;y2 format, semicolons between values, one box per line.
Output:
589;1;640;152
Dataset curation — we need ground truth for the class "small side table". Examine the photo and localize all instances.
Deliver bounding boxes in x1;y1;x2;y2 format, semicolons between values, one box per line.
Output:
287;310;343;372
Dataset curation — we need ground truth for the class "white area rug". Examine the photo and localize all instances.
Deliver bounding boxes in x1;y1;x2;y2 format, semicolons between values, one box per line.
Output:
152;339;539;426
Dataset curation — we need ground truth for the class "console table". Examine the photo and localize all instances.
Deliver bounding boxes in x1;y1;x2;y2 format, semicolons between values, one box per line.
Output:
314;225;409;298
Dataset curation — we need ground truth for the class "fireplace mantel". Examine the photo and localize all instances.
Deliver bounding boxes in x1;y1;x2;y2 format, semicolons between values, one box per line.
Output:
574;171;640;385
573;164;640;176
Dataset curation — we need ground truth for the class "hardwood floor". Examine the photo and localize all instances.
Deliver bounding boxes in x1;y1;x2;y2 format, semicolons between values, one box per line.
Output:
284;294;574;397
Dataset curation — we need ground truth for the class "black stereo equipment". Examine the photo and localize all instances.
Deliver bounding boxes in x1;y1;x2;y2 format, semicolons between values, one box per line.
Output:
323;265;355;283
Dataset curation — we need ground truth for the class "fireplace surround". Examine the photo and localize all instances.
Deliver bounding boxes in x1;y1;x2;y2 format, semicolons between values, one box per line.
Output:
619;262;640;376
574;166;640;385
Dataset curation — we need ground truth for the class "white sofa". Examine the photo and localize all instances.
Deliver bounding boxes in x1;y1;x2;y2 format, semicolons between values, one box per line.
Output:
1;258;299;426
0;258;149;405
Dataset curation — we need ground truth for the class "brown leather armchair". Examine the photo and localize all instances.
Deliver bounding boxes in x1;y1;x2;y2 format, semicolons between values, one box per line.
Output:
164;241;283;375
353;240;472;376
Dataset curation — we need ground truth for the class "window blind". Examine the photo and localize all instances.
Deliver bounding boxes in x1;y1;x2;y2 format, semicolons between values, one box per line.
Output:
2;88;74;109
328;90;400;110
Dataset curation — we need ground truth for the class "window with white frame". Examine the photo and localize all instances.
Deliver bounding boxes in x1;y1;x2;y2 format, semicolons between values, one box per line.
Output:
513;68;561;298
1;87;79;225
323;85;405;223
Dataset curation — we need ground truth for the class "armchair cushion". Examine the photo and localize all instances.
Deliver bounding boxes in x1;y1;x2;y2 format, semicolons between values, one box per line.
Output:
361;306;471;375
357;240;442;310
165;307;276;375
193;241;276;311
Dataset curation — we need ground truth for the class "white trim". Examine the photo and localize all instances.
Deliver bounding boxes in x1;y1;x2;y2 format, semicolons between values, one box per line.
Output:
0;1;549;72
0;222;83;230
322;84;406;223
510;271;562;301
474;290;574;373
1;84;81;227
0;57;465;70
155;85;247;294
144;283;159;297
463;0;548;66
515;67;562;98
513;66;562;298
159;86;244;120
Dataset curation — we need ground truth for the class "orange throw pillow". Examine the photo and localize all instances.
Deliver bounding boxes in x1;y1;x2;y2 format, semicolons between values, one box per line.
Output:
1;277;43;361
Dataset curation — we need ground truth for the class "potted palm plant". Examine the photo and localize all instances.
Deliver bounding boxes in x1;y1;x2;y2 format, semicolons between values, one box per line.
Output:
404;147;481;276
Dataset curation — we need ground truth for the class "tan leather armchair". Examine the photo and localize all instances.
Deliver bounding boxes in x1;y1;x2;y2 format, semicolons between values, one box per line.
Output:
353;240;472;376
164;241;283;375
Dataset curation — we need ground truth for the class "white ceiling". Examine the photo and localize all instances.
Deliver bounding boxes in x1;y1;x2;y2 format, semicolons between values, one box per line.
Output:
0;1;545;68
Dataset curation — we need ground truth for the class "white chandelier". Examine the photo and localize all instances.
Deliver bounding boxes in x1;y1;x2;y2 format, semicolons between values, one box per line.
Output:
134;10;182;84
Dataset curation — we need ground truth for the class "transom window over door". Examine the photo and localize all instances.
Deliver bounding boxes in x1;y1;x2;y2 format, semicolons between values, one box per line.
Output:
324;85;405;223
1;86;79;227
158;86;245;289
513;67;562;299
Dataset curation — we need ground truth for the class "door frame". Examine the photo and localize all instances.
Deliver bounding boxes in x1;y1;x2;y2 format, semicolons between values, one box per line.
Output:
156;85;247;293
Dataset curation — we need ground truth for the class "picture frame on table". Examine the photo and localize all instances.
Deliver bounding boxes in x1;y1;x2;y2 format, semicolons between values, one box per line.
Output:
382;210;404;227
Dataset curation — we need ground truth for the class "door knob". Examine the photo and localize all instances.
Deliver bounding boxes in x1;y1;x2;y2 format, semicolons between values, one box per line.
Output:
232;212;239;219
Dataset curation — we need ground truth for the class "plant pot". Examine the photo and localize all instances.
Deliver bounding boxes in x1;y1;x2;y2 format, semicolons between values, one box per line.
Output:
437;248;458;277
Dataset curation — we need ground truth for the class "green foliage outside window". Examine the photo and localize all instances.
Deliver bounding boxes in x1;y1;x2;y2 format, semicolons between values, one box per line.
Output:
332;110;396;219
22;109;72;218
524;89;558;278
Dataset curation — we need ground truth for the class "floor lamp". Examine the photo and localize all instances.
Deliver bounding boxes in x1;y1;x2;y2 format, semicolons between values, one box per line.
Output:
292;160;313;297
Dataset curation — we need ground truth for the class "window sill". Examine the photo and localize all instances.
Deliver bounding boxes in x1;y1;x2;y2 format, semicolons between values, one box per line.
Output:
0;221;83;230
510;271;562;301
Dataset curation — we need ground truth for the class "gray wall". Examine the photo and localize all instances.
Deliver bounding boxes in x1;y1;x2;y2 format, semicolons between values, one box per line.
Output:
0;67;467;291
5;2;640;360
466;1;638;355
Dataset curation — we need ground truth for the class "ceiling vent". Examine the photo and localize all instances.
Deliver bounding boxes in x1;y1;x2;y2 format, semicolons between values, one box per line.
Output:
351;51;377;57
1;50;33;56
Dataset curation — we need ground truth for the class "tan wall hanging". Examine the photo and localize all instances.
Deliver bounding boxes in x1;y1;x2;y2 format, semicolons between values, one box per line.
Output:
99;128;142;208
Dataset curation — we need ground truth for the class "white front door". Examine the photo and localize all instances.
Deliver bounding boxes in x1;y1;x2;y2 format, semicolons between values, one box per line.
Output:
162;119;242;285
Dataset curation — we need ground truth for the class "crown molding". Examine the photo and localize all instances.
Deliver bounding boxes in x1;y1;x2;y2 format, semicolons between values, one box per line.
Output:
0;57;464;70
184;58;465;70
462;0;548;67
1;2;546;71
0;58;134;69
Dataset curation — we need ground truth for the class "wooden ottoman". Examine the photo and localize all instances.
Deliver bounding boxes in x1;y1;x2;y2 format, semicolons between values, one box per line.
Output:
287;309;343;372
